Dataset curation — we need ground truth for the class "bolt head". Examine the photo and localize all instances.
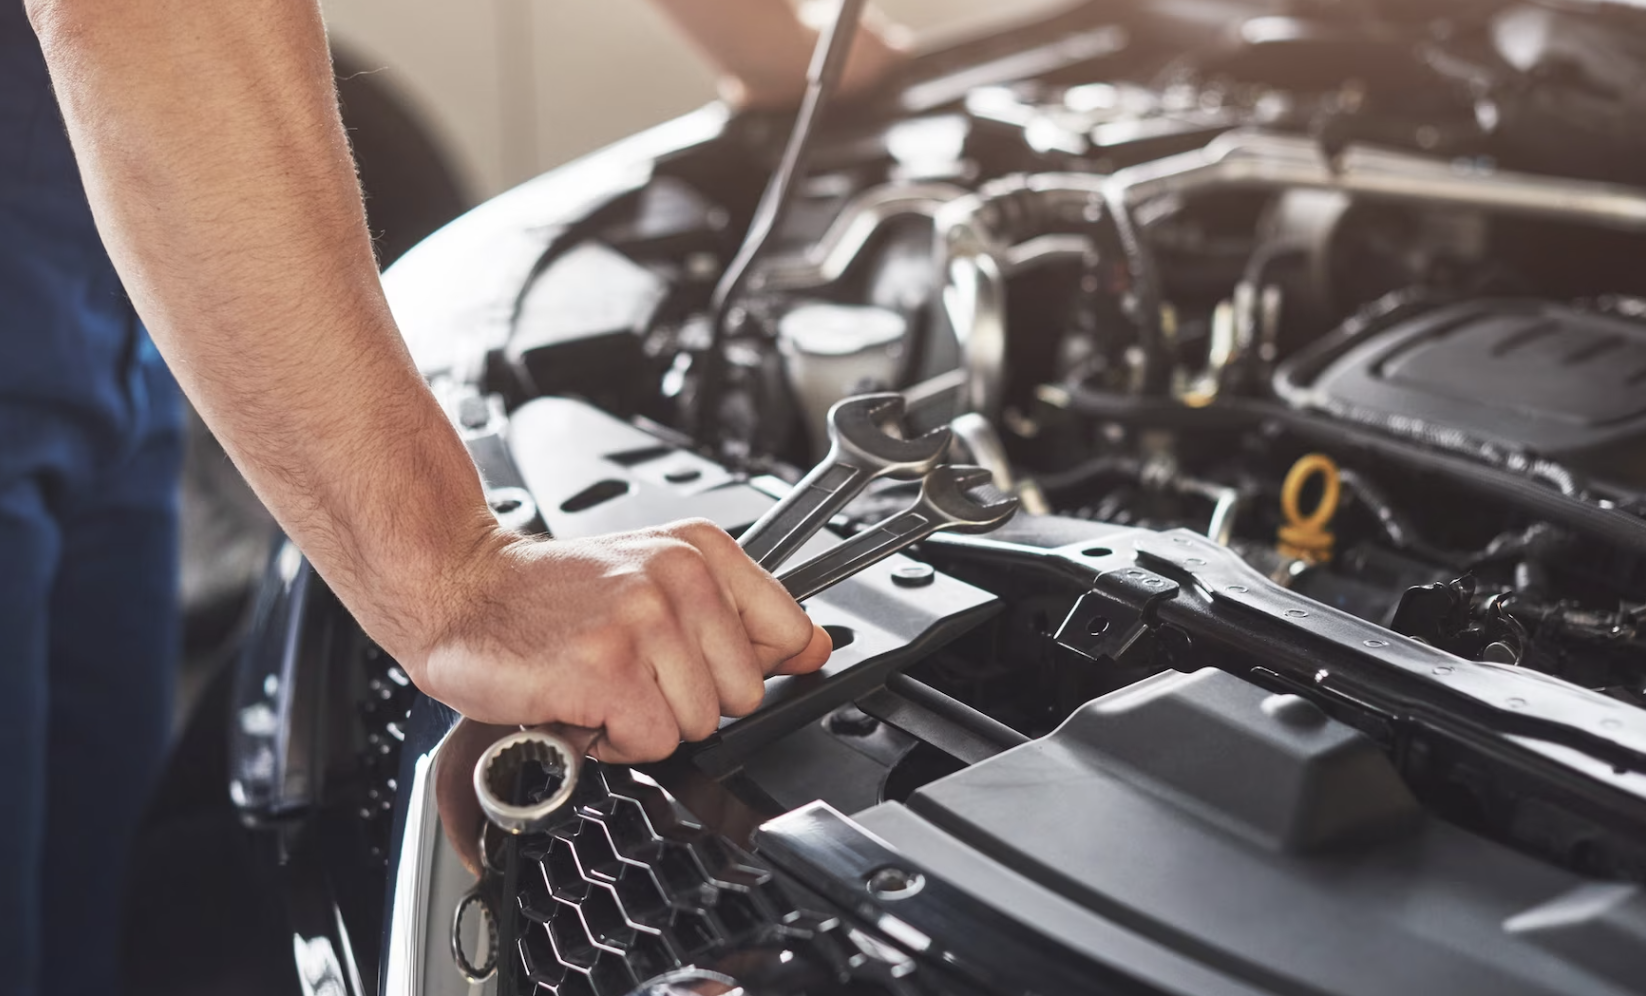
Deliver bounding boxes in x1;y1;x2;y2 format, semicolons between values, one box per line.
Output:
866;866;925;900
890;563;936;588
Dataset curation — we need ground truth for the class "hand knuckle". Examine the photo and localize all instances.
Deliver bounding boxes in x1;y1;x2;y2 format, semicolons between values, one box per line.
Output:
673;517;720;541
643;721;680;759
573;625;626;666
722;675;765;717
617;580;670;625
657;543;712;586
656;536;701;565
683;709;719;743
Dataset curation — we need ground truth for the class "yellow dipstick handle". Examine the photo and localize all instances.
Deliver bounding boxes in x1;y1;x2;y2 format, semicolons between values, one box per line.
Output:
1277;453;1341;564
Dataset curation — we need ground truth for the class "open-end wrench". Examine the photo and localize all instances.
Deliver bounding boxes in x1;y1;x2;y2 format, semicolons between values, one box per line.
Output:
738;393;952;572
775;465;1018;602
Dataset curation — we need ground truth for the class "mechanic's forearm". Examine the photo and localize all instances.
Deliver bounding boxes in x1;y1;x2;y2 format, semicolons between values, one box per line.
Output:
27;0;496;659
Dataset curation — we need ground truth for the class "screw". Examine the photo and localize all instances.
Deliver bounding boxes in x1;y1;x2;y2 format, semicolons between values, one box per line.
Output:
825;705;880;737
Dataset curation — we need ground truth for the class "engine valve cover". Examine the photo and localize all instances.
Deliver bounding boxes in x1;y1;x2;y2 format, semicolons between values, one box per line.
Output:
1289;299;1646;486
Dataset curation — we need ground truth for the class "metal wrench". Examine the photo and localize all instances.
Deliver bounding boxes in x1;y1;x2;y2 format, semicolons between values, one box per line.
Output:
738;393;952;571
774;465;1018;602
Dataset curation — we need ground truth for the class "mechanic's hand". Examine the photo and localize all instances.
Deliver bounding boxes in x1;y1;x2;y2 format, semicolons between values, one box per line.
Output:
408;519;831;765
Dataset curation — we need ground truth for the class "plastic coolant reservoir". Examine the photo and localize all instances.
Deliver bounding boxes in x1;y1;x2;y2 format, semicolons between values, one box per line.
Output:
778;301;907;456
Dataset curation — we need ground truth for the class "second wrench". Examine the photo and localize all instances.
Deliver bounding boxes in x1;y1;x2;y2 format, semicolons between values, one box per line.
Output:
738;393;951;572
776;465;1019;602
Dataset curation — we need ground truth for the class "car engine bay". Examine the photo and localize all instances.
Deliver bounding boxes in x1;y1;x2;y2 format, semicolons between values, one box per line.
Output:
231;2;1646;994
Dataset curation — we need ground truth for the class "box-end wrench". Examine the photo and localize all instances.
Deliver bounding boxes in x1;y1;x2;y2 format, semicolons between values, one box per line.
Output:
738;393;952;572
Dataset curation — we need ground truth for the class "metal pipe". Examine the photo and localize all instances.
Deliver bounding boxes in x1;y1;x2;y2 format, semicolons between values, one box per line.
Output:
938;129;1646;412
949;412;1015;493
1108;129;1646;228
752;181;968;291
1183;480;1241;547
942;251;1008;421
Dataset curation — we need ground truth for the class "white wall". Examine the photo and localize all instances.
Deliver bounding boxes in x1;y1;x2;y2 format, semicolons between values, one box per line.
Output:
322;0;506;197
321;0;1075;201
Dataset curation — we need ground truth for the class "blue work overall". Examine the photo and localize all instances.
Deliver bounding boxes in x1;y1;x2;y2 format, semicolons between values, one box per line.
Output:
2;5;183;993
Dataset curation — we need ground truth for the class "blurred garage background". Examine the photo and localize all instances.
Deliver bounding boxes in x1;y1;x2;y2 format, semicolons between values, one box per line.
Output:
325;0;1069;199
176;0;1075;704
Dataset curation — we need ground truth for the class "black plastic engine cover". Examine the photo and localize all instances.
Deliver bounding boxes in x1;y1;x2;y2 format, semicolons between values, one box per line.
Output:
853;668;1646;996
504;242;667;412
1288;299;1646;486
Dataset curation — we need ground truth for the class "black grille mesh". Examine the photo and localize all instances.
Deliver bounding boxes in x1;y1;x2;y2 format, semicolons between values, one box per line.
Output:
501;760;913;996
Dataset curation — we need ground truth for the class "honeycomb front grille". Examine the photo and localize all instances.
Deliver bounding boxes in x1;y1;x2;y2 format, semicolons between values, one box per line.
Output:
493;754;991;995
502;761;806;996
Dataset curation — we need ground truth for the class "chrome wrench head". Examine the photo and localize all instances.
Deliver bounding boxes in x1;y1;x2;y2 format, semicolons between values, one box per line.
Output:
823;393;952;476
776;464;1019;603
474;727;584;834
918;465;1021;535
739;392;952;572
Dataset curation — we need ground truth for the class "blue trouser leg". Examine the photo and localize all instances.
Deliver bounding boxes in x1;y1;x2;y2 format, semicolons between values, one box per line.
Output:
39;417;182;996
0;475;61;996
3;6;187;990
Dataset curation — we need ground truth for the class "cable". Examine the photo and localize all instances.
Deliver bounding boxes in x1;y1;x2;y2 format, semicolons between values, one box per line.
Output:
696;0;867;444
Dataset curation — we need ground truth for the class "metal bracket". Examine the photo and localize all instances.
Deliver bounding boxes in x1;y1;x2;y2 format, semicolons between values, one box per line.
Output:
1054;565;1179;665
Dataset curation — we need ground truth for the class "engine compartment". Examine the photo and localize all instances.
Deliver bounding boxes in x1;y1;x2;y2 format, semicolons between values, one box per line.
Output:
448;0;1646;727
427;392;1646;996
240;3;1646;994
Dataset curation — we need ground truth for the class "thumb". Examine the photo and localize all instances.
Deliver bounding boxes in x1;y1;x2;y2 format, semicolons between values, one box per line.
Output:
770;623;832;676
